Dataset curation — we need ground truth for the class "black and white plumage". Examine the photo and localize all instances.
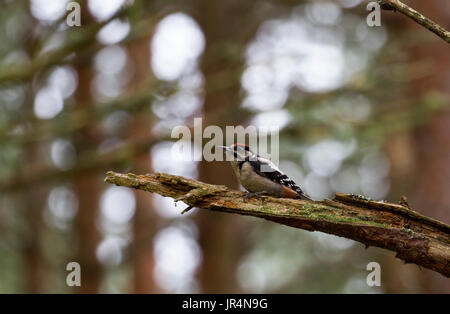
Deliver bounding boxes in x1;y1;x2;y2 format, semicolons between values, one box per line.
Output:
218;143;312;200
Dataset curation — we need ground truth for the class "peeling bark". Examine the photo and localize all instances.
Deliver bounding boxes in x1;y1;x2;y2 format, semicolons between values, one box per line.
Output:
105;171;450;278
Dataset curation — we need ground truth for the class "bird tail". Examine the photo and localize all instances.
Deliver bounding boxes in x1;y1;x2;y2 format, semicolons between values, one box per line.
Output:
297;193;313;201
291;185;313;201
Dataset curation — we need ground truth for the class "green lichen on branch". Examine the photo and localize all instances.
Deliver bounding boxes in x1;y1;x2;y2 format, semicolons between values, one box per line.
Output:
104;171;450;277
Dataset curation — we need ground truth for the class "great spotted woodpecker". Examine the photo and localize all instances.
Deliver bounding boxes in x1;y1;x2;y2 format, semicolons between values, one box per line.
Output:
218;143;312;200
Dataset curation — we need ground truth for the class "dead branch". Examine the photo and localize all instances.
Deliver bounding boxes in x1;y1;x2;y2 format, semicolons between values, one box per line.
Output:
105;171;450;277
380;0;450;43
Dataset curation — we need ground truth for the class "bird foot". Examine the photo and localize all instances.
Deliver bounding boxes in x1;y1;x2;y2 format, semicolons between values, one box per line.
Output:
243;191;267;202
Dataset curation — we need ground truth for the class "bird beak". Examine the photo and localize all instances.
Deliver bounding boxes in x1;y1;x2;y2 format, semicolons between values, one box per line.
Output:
217;146;232;153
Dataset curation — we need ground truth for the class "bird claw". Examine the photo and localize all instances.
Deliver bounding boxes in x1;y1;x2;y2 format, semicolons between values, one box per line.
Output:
243;191;267;202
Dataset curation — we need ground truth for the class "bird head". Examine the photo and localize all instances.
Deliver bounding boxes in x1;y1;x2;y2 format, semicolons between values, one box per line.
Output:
217;143;256;161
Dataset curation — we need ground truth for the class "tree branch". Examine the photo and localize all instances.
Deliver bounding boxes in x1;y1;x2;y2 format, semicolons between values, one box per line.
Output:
380;0;450;43
0;83;164;144
0;137;163;192
105;171;450;277
0;1;161;84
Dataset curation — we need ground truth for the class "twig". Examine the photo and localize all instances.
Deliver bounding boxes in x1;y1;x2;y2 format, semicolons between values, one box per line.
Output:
105;171;450;277
380;0;450;43
181;206;194;214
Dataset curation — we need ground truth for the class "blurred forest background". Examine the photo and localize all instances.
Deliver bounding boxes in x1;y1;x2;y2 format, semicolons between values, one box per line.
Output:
0;0;449;293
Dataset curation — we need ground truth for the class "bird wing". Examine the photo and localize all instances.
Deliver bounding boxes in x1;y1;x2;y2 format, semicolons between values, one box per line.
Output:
247;157;311;200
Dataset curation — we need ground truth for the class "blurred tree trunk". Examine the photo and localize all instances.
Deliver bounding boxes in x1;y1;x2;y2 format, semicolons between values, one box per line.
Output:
408;1;450;294
127;35;160;293
73;65;103;293
72;7;102;293
193;0;259;293
385;0;450;293
24;147;46;293
23;7;45;292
